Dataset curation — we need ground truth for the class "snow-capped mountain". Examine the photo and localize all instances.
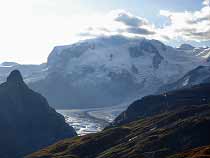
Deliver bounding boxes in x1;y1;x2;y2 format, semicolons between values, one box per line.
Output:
157;46;210;93
29;35;210;108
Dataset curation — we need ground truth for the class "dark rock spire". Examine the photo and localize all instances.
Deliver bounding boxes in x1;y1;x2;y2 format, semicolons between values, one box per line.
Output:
6;70;24;84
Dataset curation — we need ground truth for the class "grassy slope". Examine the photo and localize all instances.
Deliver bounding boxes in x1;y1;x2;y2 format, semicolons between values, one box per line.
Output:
169;145;210;158
27;105;210;158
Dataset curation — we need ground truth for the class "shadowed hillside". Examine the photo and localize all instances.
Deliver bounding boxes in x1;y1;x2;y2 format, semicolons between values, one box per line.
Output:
27;104;210;158
0;70;76;158
113;83;210;126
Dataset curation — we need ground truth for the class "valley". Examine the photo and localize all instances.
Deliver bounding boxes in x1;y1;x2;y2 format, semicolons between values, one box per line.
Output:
1;0;210;157
26;82;210;158
57;104;127;135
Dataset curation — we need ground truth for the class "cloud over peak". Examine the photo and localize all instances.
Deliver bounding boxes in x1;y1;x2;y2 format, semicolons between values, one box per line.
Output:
79;10;156;39
114;11;149;27
79;0;210;43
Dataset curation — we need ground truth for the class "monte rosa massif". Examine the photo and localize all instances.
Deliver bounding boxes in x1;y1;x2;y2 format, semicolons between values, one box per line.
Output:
0;35;210;108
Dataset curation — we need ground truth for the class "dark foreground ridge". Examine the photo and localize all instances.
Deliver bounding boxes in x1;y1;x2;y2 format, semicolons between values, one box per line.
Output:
0;70;77;158
113;83;210;126
27;83;210;158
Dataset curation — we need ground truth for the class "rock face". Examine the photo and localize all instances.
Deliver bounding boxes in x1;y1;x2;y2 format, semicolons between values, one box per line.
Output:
30;36;209;108
0;70;77;158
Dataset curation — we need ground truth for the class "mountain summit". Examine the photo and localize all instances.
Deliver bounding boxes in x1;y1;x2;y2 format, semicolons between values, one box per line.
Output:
30;36;209;108
0;70;76;158
6;70;24;84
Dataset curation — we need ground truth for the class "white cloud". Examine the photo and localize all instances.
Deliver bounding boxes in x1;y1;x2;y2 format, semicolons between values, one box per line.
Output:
159;0;210;41
79;1;210;43
79;10;156;39
114;11;149;27
203;0;210;6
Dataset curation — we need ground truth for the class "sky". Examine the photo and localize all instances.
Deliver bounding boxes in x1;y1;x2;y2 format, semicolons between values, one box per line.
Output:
0;0;209;64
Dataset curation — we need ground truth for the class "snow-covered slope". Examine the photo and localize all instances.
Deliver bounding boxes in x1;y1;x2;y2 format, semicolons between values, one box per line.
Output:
156;45;210;93
178;44;210;59
158;65;210;93
1;36;209;108
29;35;209;108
